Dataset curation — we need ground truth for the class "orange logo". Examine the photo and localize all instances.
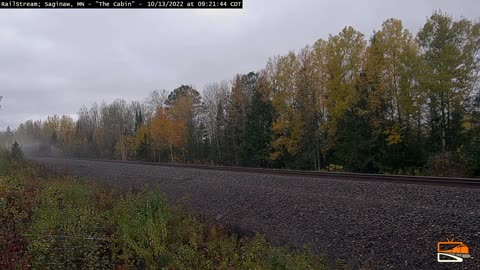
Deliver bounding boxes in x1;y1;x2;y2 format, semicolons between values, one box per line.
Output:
437;239;472;263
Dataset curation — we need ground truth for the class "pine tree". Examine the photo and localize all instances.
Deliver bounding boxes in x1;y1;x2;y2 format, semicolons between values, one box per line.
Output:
240;89;273;167
136;133;152;161
10;141;24;162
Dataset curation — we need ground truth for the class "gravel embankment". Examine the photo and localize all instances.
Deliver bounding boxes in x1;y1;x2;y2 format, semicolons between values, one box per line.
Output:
34;157;480;269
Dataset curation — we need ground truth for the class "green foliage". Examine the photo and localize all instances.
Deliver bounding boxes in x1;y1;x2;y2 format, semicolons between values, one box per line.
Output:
27;180;111;269
242;235;327;270
418;11;480;153
240;89;273;167
463;127;480;176
113;189;174;267
10;141;24;162
136;133;153;161
333;110;382;173
226;72;259;166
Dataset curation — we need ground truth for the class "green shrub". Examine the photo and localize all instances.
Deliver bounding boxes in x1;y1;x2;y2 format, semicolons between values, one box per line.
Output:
113;190;173;268
240;235;326;270
27;180;111;269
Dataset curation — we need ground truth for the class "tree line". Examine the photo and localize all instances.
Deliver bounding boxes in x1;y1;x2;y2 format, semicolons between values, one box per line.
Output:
2;12;480;177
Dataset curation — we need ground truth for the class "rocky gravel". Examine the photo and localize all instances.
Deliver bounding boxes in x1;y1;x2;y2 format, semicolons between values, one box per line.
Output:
34;157;480;269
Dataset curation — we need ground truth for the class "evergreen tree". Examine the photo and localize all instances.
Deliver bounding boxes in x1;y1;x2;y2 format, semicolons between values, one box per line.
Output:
10;141;24;162
134;110;144;132
240;89;273;167
226;72;257;165
136;133;152;161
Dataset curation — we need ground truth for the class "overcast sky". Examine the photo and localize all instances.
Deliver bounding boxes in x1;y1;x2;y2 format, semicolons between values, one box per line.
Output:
0;0;479;130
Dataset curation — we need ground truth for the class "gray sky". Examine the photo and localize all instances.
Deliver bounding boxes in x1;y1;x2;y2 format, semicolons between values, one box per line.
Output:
0;0;479;130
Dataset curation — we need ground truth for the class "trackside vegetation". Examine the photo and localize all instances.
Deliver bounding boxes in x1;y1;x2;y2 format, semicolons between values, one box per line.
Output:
0;145;343;269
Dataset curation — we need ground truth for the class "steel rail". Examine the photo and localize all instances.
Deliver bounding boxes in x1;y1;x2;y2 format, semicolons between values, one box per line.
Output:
37;157;480;188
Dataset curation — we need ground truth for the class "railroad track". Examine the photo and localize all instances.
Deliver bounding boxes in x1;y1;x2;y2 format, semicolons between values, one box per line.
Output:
46;157;480;188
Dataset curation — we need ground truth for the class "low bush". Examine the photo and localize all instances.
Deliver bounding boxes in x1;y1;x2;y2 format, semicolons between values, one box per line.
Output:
326;164;344;172
427;151;471;177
